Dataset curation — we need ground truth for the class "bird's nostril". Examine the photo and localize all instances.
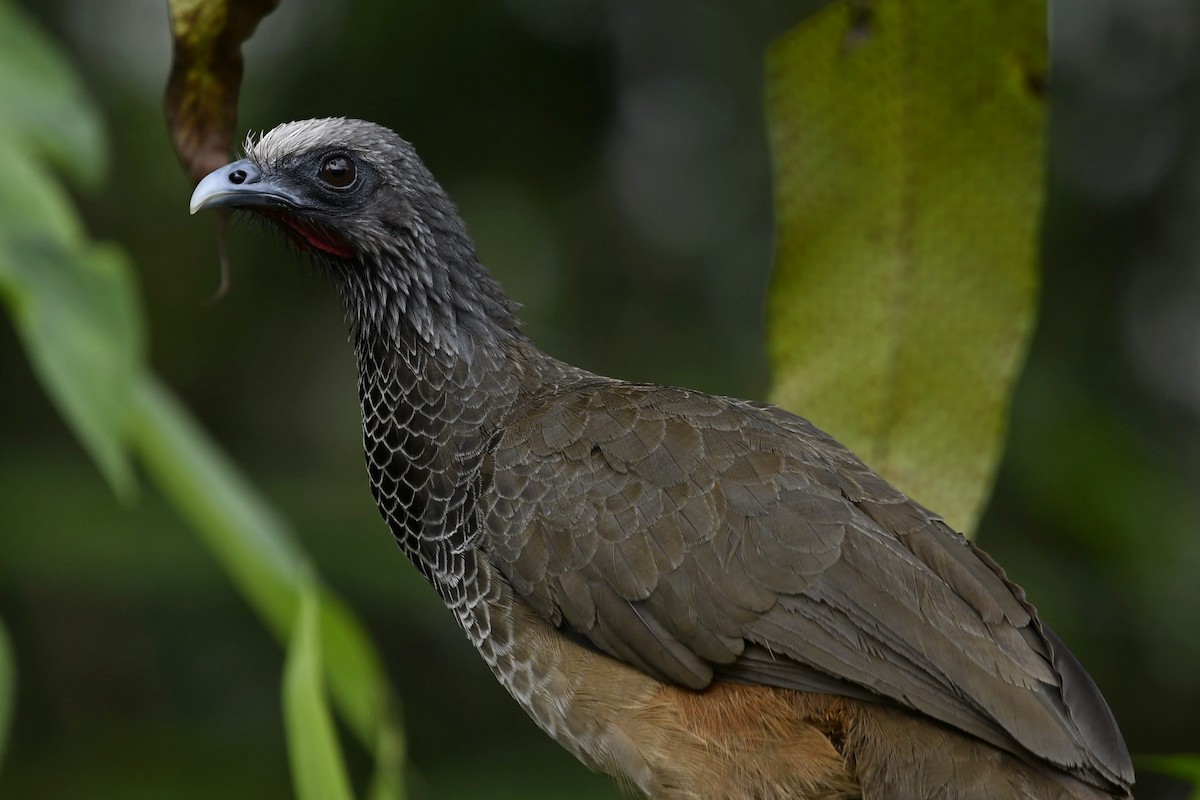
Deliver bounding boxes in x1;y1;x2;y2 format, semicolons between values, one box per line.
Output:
229;169;248;185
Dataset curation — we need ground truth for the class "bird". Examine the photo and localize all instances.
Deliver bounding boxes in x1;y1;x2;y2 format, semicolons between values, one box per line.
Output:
189;118;1134;800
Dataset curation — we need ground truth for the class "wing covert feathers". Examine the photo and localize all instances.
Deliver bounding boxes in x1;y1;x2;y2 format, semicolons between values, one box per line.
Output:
482;383;1132;793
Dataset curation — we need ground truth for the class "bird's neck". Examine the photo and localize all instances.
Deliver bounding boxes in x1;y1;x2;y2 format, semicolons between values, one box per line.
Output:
342;245;585;594
340;214;523;354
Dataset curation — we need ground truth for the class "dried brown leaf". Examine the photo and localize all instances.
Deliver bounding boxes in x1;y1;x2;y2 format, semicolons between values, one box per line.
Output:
165;0;280;186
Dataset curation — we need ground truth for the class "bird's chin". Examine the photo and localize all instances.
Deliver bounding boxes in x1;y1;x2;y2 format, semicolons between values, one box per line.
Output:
263;210;356;260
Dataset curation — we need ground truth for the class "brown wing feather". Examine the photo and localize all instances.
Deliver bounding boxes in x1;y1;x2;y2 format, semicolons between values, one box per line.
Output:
482;383;1132;793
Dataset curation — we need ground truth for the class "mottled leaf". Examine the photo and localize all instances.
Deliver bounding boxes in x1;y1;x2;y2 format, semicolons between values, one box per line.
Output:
766;0;1046;534
285;583;357;800
166;0;280;184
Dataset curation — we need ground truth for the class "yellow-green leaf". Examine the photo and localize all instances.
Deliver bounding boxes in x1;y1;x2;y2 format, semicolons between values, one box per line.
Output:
285;583;356;800
766;0;1046;534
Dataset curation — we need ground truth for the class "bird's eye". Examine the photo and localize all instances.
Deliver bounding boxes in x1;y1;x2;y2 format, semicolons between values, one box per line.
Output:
318;155;356;188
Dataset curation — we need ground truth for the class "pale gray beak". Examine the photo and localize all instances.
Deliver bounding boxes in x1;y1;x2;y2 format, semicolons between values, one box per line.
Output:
189;159;302;215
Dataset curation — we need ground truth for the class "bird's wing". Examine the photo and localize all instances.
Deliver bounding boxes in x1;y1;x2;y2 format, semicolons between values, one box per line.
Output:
482;383;1131;791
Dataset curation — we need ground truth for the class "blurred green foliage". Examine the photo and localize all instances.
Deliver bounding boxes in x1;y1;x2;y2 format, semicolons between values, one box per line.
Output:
0;0;140;495
134;378;406;799
0;0;1198;799
1140;756;1200;800
0;2;405;797
0;615;12;770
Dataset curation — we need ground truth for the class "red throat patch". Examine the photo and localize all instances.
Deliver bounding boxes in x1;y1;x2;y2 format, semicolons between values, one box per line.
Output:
265;210;356;259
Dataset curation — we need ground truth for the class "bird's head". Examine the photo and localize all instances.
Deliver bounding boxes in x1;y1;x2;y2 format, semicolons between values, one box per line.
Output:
190;117;456;262
190;117;520;349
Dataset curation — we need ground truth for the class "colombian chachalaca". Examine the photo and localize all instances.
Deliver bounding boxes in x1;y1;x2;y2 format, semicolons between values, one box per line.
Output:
189;118;1134;799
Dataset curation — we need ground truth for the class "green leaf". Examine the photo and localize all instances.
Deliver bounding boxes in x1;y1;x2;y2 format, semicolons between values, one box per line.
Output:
132;377;406;797
1139;755;1200;800
0;614;14;772
765;0;1045;534
0;10;143;497
285;582;357;800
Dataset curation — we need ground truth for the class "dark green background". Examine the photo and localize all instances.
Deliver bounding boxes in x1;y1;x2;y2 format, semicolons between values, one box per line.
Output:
1;0;1197;797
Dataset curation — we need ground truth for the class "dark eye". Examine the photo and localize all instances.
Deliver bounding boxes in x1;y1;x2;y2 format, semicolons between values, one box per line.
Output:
318;155;356;188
